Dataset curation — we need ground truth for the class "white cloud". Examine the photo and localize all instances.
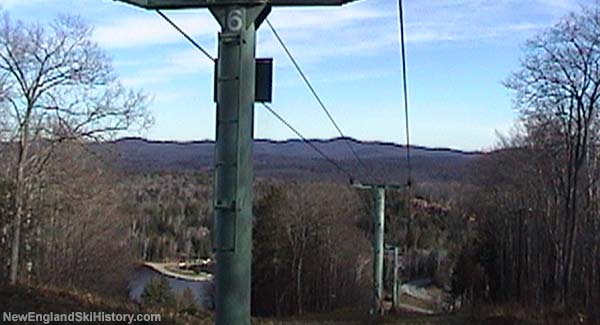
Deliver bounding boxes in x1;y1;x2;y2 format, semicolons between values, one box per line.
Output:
535;0;580;10
120;47;214;86
94;4;389;49
94;12;219;49
0;0;47;9
274;68;392;88
393;0;587;44
102;0;589;94
93;0;575;58
266;6;390;30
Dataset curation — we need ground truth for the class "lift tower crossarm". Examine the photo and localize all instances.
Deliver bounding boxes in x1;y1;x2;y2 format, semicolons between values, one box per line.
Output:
352;182;405;191
115;0;357;9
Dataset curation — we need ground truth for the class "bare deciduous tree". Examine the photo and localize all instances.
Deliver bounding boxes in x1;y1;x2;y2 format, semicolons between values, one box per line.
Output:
252;182;371;316
33;144;135;295
505;5;600;306
0;12;151;285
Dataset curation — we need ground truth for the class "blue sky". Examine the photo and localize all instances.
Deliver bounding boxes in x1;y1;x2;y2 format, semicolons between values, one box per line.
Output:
0;0;593;151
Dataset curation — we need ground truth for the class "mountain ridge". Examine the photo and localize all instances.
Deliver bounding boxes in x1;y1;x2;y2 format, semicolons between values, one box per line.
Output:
101;137;480;183
112;137;482;156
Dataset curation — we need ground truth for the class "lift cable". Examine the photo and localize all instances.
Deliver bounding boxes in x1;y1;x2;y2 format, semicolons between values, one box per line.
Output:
397;0;412;188
156;10;215;61
265;19;371;181
155;10;357;182
261;103;355;180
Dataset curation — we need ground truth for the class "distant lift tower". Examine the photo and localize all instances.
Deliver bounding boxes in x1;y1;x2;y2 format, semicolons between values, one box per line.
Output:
352;182;403;315
114;1;357;324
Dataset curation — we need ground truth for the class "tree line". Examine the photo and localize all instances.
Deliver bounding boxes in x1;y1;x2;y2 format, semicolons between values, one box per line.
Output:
453;5;600;317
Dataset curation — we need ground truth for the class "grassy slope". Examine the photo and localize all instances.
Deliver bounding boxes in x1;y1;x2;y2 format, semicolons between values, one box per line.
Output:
0;285;212;324
0;286;462;324
1;285;593;324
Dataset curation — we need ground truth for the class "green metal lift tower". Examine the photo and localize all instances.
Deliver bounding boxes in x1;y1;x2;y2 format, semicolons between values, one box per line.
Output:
114;1;357;324
353;182;404;315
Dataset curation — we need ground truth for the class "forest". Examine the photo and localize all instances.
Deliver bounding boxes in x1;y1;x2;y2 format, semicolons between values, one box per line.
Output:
0;3;600;324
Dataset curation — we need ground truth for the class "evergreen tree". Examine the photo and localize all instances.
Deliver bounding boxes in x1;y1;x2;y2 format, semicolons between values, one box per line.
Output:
141;276;176;308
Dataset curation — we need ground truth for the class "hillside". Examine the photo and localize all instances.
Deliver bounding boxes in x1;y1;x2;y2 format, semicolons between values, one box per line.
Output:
0;285;212;324
1;285;581;324
96;137;480;183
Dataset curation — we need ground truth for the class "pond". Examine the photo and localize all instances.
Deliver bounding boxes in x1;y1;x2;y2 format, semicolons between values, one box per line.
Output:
128;265;214;310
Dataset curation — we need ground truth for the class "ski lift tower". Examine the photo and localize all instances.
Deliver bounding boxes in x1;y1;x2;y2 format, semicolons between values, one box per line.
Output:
114;1;357;324
353;182;404;315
